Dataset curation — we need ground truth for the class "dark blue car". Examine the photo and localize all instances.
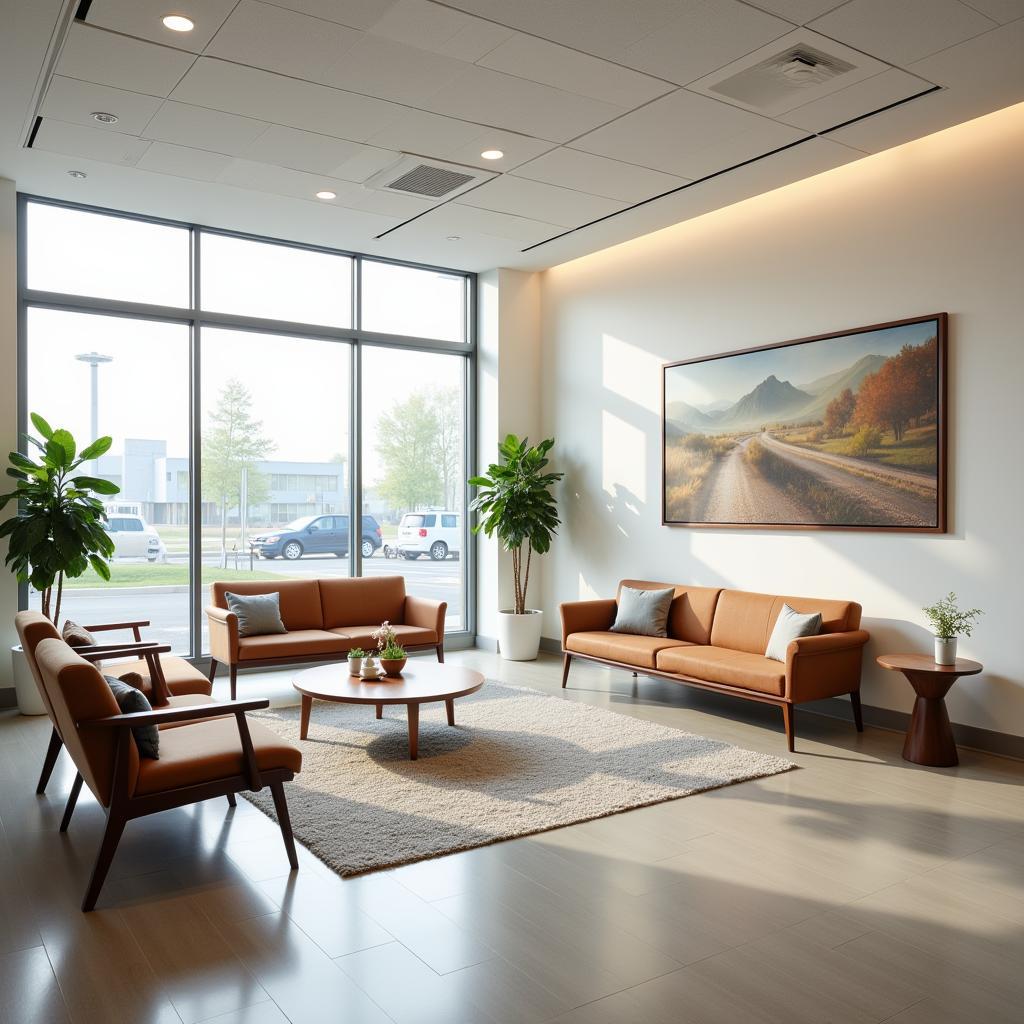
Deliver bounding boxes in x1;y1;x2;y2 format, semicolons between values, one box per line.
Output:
251;514;382;561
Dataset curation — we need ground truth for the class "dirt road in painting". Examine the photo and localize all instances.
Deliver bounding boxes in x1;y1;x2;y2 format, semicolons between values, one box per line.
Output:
695;436;806;523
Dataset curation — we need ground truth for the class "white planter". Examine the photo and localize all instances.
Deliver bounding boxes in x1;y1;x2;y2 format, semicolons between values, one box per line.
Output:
11;645;47;716
934;636;958;666
497;609;544;661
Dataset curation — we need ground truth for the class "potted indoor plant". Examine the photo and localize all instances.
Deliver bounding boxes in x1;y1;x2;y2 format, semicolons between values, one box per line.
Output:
347;647;366;676
373;622;406;677
923;592;982;665
0;414;119;714
470;434;563;661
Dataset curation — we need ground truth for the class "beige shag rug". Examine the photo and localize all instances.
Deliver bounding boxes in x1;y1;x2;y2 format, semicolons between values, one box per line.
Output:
245;682;793;877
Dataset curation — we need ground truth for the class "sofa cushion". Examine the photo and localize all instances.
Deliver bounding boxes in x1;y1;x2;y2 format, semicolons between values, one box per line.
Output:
211;579;324;631
566;631;692;669
224;591;287;638
765;603;821;662
237;629;351;661
319;576;407;630
610;586;674;637
330;625;438;649
109;655;213;697
104;676;159;759
656;645;786;696
618;581;722;644
133;717;301;796
710;589;859;655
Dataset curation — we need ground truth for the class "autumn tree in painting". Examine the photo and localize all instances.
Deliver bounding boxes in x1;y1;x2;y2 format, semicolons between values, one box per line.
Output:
823;388;856;437
854;337;936;441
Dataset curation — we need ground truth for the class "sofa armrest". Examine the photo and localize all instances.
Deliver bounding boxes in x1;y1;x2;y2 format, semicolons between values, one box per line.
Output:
404;596;446;641
560;599;618;646
206;606;240;665
786;629;870;702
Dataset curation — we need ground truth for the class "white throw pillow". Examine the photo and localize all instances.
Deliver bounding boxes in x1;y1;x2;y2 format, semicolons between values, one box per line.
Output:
765;604;822;662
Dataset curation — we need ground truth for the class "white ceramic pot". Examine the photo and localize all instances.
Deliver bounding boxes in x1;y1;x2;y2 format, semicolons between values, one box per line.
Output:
497;609;544;661
934;636;958;666
11;645;47;716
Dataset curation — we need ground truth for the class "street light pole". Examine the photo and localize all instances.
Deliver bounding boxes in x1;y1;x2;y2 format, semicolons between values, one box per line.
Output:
75;351;113;473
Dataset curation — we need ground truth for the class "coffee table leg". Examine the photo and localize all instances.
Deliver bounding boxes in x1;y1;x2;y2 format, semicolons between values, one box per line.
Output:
445;698;455;726
375;703;383;720
407;703;419;760
300;695;312;740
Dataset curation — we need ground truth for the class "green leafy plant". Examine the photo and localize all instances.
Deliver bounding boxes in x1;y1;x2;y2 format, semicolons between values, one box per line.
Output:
0;414;119;623
380;642;406;660
923;592;983;639
347;647;366;659
470;434;564;615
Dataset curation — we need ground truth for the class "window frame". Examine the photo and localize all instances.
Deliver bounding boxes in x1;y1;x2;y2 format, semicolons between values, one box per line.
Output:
16;194;478;659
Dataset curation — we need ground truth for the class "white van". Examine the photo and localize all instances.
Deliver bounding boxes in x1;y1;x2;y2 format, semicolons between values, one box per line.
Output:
104;513;166;562
396;511;460;560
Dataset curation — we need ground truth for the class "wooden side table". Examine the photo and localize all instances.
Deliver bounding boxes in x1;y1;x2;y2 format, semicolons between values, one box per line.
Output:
876;654;982;767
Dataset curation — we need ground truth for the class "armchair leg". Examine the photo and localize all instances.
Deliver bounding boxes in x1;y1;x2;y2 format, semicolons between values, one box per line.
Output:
37;727;63;794
782;704;796;753
436;643;445;664
270;781;299;871
561;653;572;688
226;792;236;808
60;772;83;833
82;810;127;912
229;664;238;701
851;691;864;733
209;659;218;683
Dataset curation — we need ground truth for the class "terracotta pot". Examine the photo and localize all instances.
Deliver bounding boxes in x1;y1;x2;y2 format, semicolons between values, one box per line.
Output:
380;656;407;677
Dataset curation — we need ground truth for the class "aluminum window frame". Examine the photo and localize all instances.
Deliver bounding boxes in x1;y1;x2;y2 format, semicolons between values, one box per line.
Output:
16;193;478;657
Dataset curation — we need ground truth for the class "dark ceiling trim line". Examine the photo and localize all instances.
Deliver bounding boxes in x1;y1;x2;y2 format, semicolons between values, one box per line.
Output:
519;84;943;254
74;0;93;21
25;116;43;149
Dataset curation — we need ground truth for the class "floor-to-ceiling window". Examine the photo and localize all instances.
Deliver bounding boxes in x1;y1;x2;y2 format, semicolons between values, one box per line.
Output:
20;197;475;656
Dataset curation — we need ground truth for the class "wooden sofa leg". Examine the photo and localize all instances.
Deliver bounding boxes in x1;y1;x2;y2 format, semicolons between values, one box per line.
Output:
436;643;445;664
782;704;796;753
37;727;63;794
270;781;299;871
561;653;572;688
60;772;83;833
82;811;127;912
229;665;238;701
209;659;218;682
851;691;864;733
226;792;237;808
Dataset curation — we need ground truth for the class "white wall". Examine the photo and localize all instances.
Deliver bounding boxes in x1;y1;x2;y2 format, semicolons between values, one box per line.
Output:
0;179;17;696
538;102;1024;738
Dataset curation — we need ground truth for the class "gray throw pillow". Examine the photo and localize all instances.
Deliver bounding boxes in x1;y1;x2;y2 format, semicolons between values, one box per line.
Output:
104;676;159;759
224;591;287;638
609;586;675;637
765;604;822;662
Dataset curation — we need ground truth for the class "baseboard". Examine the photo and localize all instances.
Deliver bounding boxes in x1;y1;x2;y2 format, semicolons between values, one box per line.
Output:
0;687;15;710
540;636;561;654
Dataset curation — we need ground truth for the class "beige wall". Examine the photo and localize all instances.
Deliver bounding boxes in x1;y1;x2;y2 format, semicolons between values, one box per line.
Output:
0;180;17;697
538;102;1024;737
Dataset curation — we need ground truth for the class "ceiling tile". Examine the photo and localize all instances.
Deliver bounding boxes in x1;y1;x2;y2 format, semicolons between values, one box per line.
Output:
743;1;844;23
217;158;367;204
332;145;403;182
40;77;163;135
572;89;805;177
622;0;793;85
355;189;435;218
262;0;400;30
57;23;195;98
443;203;562;243
137;141;234;181
142;101;269;156
84;0;238;52
459;175;624;226
960;0;1024;22
512;147;688;201
477;33;673;107
776;68;934;132
808;0;996;65
32;119;152;165
443;131;555;172
368;0;514;60
244;125;362;175
420;66;627;143
207;1;362;81
319;35;468;105
170;58;406;143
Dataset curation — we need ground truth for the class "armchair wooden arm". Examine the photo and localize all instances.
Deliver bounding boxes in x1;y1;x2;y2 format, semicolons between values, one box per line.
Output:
83;620;151;642
82;697;269;729
77;642;170;662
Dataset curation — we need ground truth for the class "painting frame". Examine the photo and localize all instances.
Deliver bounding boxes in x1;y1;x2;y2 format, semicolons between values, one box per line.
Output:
661;313;948;533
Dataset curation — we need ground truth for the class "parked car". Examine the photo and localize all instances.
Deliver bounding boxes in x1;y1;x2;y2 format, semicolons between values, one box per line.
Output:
396;511;460;560
103;513;166;562
251;514;382;561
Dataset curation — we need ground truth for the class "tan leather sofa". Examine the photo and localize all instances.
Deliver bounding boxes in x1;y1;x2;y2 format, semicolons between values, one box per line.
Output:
561;580;869;750
207;575;447;697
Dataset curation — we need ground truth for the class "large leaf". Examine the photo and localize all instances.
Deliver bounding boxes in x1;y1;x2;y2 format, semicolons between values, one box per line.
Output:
30;413;53;440
79;435;113;461
71;476;120;495
52;429;76;464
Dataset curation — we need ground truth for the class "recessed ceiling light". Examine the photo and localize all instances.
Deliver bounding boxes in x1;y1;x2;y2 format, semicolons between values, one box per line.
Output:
480;149;504;160
67;170;87;179
91;111;119;124
446;235;461;241
315;190;337;200
162;14;195;32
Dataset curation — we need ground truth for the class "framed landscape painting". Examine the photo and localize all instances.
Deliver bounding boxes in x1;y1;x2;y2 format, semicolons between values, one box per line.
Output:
662;314;947;531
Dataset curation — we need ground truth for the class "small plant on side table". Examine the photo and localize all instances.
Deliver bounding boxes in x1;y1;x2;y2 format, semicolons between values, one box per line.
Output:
373;621;407;677
923;592;982;665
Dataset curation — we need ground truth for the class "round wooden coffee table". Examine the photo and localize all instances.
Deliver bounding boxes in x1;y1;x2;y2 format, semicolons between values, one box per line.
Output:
876;654;982;767
293;662;484;760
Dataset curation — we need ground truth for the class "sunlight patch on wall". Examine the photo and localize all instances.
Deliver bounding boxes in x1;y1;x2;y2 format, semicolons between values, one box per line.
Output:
602;333;662;411
602;409;646;503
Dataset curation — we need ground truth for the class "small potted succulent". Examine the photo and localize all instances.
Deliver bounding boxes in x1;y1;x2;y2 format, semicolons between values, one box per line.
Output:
923;592;982;665
373;621;407;677
347;647;366;676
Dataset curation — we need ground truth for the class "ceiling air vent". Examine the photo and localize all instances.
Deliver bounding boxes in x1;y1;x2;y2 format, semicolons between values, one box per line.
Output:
364;155;495;201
